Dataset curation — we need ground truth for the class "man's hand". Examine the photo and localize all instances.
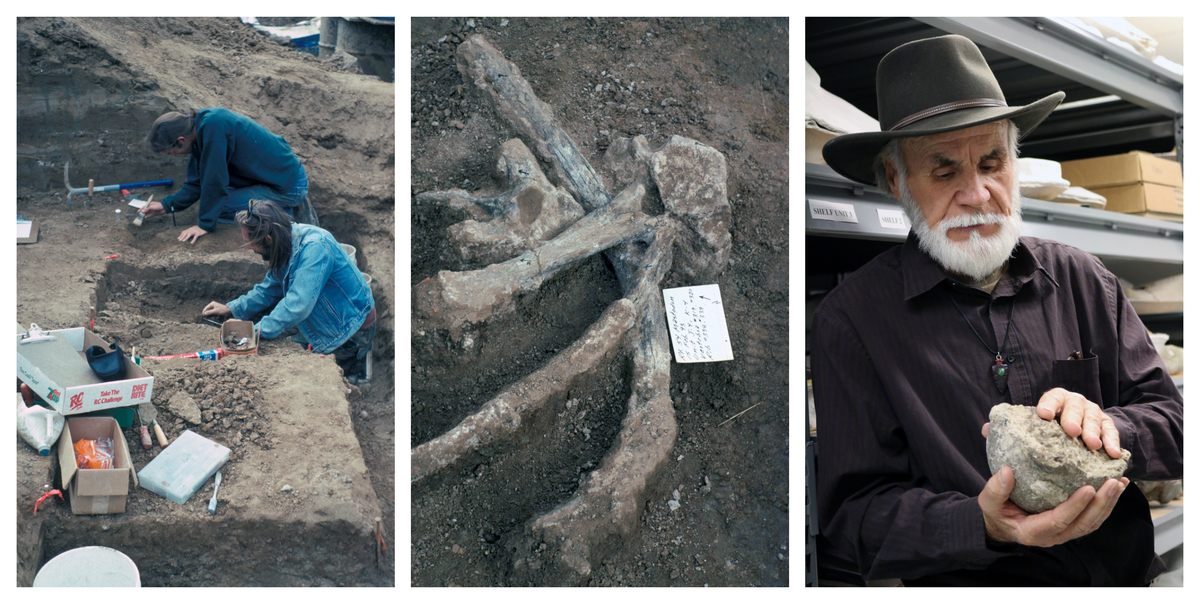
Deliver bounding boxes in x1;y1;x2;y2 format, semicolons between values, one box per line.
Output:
178;226;209;244
141;201;166;217
1037;388;1122;459
979;465;1128;547
202;301;230;317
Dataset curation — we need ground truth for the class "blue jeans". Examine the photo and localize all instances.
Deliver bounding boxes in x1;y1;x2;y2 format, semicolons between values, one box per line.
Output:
332;321;376;381
217;170;317;225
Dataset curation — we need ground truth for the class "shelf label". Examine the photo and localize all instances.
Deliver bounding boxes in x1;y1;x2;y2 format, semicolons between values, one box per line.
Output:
663;284;734;363
809;199;858;224
877;208;911;230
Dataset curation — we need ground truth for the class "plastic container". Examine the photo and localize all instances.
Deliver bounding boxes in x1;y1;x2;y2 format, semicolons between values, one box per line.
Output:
17;393;65;456
220;319;259;356
33;546;140;586
137;430;230;504
79;406;136;429
340;243;357;266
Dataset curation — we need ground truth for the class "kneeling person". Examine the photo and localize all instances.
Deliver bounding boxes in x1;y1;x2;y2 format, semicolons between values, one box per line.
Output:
202;200;374;383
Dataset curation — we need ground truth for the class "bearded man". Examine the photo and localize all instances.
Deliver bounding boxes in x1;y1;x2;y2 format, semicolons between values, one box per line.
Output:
811;35;1183;586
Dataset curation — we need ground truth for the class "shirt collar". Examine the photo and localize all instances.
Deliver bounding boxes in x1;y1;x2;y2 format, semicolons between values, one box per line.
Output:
901;234;1059;300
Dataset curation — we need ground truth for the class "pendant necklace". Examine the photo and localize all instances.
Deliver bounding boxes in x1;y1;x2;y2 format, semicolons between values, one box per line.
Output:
946;291;1016;394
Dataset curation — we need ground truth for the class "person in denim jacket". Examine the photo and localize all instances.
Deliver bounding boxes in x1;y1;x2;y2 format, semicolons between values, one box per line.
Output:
201;200;375;384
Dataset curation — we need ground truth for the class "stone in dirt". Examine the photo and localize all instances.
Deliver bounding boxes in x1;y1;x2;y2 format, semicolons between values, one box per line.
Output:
986;403;1131;513
166;390;203;425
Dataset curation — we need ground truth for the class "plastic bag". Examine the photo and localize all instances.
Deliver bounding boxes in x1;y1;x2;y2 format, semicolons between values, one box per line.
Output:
74;437;115;470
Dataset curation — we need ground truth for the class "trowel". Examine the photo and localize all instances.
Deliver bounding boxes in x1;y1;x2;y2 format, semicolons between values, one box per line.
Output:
136;406;153;450
137;402;168;447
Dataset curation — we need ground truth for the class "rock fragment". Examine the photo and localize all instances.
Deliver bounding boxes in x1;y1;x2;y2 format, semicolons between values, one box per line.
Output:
166;390;203;425
986;403;1130;513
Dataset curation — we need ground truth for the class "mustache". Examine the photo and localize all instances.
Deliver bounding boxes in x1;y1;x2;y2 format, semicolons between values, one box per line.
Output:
936;212;1009;231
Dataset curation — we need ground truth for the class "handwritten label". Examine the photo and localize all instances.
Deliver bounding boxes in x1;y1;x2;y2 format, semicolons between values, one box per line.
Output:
663;284;734;363
808;199;858;224
877;208;911;230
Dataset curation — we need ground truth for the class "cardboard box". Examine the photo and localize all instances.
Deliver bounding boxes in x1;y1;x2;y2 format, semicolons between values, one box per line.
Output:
1060;151;1183;189
57;417;138;514
16;327;154;416
219;319;258;357
805;126;838;166
1091;182;1183;217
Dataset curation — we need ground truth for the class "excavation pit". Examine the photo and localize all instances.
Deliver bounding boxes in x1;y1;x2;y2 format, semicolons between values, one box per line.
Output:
97;259;266;325
23;255;387;585
34;349;385;586
18;16;396;586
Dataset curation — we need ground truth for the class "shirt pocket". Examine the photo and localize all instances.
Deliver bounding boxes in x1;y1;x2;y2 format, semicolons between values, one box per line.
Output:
1050;352;1102;404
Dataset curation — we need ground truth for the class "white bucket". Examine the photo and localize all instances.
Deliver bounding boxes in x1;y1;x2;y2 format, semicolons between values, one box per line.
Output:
340;243;357;267
363;272;373;286
33;546;141;587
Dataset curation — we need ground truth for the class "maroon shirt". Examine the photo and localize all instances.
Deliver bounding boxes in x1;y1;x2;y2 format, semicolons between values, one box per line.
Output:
811;234;1183;585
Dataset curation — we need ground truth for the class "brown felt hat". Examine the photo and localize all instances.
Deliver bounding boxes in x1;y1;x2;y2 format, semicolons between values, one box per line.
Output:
822;34;1065;187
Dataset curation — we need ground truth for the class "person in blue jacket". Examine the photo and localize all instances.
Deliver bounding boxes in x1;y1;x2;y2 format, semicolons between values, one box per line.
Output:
143;107;318;243
200;200;375;384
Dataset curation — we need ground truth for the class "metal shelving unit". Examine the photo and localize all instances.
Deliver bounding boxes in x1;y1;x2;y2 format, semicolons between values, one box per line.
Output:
807;17;1183;162
806;16;1184;286
806;163;1184;285
916;18;1182;115
1152;499;1184;555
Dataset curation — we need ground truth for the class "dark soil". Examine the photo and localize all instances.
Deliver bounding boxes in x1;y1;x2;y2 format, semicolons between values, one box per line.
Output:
410;17;790;586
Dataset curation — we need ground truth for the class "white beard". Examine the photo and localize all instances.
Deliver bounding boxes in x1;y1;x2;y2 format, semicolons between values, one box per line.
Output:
899;180;1023;282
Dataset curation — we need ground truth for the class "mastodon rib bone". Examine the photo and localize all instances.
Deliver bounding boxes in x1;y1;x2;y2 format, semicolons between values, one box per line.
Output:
525;221;679;577
414;183;650;333
410;297;636;483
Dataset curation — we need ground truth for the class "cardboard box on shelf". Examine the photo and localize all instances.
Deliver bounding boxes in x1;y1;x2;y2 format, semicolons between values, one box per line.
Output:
805;126;838;166
1060;151;1183;189
16;326;154;416
1092;182;1183;218
57;417;138;515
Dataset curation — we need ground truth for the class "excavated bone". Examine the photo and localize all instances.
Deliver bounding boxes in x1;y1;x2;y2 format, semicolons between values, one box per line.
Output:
413;184;651;334
651;136;732;283
456;35;612;212
603;134;655;193
603;133;732;284
414;139;585;265
526;224;677;577
411;298;636;482
987;403;1131;513
414;34;732;582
